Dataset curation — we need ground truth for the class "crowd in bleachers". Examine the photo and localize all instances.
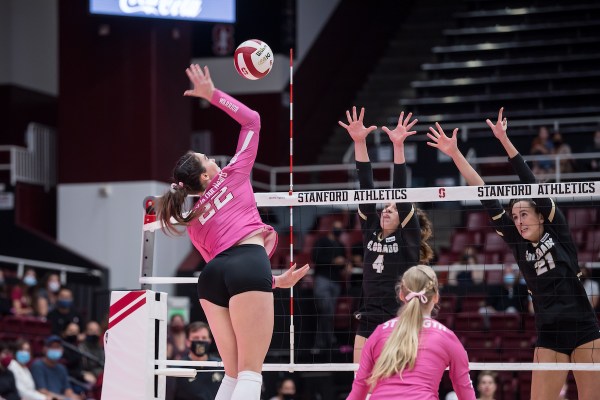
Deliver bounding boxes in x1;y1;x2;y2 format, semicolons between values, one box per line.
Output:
0;269;105;400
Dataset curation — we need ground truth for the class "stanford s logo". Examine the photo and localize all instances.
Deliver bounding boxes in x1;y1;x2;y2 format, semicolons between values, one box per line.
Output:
439;188;446;198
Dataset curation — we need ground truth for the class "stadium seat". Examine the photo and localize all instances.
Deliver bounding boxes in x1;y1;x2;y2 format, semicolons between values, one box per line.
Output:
489;314;522;332
438;293;458;314
485;269;503;285
522;313;536;334
462;332;500;352
435;314;455;330
454;312;486;333
570;228;586;249
503;251;516;264
469;350;504;362
567;207;597;230
436;251;457;266
301;233;319;258
584;229;600;253
578;251;595;263
460;294;487;313
334;297;354;330
450;231;477;254
483;231;508;253
465;210;490;232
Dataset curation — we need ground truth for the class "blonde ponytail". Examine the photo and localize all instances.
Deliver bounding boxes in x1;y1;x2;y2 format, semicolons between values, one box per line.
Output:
367;265;438;387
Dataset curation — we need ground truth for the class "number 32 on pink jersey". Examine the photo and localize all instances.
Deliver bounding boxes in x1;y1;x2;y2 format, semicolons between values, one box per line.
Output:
198;187;234;224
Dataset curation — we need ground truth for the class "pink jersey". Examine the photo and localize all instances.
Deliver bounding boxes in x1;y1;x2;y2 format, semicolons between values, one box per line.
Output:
187;89;277;262
348;317;475;400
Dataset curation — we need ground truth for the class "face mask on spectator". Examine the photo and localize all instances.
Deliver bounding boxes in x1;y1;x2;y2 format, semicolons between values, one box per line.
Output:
48;281;61;293
86;335;99;345
0;355;12;368
16;350;30;365
24;275;37;287
64;335;78;344
57;299;73;309
503;273;515;286
46;349;63;361
190;340;211;357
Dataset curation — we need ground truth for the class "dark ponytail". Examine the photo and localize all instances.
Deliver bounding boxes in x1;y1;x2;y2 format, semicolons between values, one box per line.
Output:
417;208;434;264
158;151;206;235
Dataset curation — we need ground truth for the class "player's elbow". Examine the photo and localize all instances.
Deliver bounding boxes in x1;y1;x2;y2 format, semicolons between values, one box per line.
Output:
247;110;261;130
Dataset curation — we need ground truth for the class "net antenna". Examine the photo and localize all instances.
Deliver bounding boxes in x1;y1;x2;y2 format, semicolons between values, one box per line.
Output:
288;47;296;365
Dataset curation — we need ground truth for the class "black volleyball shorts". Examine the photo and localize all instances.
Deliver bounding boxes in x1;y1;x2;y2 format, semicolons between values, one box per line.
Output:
197;244;273;308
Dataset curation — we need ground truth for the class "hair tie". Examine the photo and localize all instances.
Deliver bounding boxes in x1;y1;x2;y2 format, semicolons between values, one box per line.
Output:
405;289;428;303
169;182;184;194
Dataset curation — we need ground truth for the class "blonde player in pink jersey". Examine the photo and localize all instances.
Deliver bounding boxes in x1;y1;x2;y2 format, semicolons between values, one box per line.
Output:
157;64;309;400
347;265;475;400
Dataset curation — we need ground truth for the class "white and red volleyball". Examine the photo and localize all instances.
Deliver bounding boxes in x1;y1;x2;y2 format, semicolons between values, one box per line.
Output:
233;39;274;80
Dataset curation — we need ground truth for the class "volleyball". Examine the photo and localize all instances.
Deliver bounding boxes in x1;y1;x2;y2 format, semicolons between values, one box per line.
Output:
233;39;274;80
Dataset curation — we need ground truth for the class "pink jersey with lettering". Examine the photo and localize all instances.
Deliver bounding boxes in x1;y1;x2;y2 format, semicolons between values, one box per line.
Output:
187;89;277;262
348;317;475;400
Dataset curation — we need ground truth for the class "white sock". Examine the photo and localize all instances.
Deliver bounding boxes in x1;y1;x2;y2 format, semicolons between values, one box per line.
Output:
215;374;237;400
230;370;262;400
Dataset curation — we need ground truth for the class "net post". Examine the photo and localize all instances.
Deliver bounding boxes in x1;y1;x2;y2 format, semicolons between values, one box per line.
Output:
141;196;157;290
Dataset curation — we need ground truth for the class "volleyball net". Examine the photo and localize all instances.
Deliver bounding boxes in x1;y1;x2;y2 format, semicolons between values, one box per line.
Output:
105;181;600;399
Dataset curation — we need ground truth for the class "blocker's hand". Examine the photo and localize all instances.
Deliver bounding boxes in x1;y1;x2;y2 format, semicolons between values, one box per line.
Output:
184;64;215;101
338;106;377;142
274;263;311;289
426;122;460;158
486;107;509;141
382;111;418;146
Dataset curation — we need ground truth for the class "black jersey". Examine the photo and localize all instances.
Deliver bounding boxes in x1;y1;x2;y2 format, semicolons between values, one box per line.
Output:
355;161;421;326
481;154;596;328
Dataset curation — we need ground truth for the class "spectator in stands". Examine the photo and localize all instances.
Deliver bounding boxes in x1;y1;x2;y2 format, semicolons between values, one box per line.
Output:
347;265;475;399
340;108;434;365
311;219;347;351
0;270;12;316
580;266;599;310
0;341;20;400
78;321;104;380
8;339;48;400
268;377;296;400
11;268;38;316
47;288;83;335
476;370;497;400
449;246;484;288
584;129;600;171
32;295;49;322
165;321;223;400
166;314;188;360
36;273;61;312
61;322;94;395
552;132;575;174
481;265;528;315
530;126;554;175
30;335;81;400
